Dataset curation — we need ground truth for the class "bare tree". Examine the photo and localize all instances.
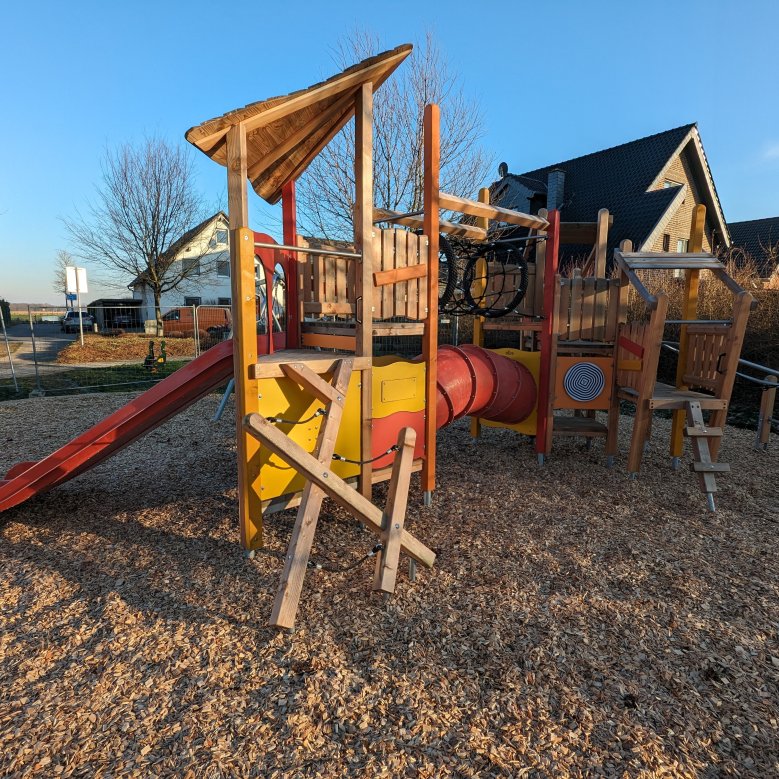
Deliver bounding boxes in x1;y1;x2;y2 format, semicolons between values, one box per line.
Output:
65;138;212;333
52;249;73;301
297;31;493;239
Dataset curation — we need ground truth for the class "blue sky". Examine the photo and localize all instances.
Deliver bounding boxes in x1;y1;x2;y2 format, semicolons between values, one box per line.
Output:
2;0;778;303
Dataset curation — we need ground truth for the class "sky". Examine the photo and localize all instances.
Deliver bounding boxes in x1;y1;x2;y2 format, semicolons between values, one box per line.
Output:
1;0;778;303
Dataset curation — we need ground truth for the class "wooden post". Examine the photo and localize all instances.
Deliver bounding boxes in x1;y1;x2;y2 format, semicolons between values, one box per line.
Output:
281;180;300;349
535;209;560;460
470;187;490;439
373;426;416;594
422;104;440;500
670;204;706;458
757;375;778;449
354;82;374;499
227;124;263;550
594;208;610;278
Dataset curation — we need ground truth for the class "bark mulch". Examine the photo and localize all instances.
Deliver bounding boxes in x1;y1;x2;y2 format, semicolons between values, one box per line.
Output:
1;393;777;777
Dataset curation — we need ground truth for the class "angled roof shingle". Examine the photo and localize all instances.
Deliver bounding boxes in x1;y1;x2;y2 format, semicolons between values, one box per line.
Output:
492;124;715;260
728;217;779;277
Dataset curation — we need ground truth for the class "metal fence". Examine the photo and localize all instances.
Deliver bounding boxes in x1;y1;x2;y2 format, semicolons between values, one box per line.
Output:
3;302;776;449
0;304;233;401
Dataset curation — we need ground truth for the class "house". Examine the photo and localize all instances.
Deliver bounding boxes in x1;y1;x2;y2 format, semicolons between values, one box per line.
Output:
130;211;231;320
490;124;730;269
727;216;779;279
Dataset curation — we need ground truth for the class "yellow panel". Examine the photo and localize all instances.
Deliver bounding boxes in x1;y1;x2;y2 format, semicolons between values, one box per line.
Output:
257;371;362;500
381;376;418;403
480;348;541;436
372;358;426;419
256;357;426;500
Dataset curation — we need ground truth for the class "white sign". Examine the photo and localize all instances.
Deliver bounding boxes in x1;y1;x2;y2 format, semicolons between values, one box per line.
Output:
65;266;88;294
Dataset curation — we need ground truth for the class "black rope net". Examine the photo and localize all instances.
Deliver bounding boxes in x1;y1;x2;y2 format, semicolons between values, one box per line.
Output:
437;232;544;318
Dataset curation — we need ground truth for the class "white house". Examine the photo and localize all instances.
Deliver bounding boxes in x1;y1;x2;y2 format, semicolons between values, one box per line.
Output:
130;211;233;320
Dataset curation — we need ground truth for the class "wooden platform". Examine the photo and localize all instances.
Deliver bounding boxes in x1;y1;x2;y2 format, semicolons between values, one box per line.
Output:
249;349;371;379
552;415;608;437
619;381;729;411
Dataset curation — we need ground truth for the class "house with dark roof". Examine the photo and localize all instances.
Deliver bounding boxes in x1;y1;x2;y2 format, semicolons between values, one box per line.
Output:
490;124;730;268
727;216;779;278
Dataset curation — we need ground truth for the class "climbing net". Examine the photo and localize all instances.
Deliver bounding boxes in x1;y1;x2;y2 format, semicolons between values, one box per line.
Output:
437;233;544;318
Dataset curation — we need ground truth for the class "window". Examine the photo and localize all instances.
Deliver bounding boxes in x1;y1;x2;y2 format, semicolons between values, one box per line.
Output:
662;233;671;252
209;229;229;249
676;238;689;253
184;296;202;306
217;297;231;306
162;309;180;321
182;258;200;275
217;259;230;277
663;179;682;188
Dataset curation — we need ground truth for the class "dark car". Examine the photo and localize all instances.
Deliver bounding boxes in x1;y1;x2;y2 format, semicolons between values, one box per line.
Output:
61;310;95;333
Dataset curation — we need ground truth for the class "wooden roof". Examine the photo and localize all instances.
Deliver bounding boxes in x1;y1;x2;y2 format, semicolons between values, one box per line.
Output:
185;44;412;205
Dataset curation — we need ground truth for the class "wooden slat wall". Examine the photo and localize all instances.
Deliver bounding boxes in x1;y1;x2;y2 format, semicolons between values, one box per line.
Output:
374;228;428;321
557;276;619;342
683;327;728;391
298;237;357;318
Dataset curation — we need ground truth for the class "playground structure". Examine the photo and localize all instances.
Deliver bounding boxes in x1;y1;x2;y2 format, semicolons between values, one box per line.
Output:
0;44;756;628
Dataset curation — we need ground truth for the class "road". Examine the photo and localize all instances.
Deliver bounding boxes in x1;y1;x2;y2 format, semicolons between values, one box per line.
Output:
1;321;77;380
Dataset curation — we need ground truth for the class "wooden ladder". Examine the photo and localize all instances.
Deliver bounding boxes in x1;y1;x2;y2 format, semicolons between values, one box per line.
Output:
684;400;730;512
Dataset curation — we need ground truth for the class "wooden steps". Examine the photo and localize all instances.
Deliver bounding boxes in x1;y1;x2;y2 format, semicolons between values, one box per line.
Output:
683;400;727;511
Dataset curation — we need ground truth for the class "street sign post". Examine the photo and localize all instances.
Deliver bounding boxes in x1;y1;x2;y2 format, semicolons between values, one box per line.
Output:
65;266;88;346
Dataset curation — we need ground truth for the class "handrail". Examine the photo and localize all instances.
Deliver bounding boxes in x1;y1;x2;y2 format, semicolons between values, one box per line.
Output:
254;241;362;260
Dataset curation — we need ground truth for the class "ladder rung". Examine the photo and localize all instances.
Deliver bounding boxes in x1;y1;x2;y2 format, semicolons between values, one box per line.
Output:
684;426;723;437
690;462;730;473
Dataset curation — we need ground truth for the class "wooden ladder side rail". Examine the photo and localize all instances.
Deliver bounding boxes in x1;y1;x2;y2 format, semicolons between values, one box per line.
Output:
269;359;353;629
670;204;707;461
243;413;436;568
707;290;754;460
373;427;417;594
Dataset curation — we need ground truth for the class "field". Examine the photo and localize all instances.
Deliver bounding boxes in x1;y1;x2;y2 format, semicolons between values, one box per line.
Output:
1;392;777;777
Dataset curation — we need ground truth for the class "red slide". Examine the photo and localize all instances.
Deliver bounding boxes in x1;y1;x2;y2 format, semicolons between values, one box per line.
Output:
0;339;239;513
1;344;535;513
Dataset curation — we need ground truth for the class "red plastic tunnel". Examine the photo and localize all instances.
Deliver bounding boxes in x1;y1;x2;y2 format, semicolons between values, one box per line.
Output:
434;344;536;427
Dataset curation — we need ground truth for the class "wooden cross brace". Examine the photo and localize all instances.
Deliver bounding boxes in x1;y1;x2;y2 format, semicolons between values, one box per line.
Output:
244;358;434;629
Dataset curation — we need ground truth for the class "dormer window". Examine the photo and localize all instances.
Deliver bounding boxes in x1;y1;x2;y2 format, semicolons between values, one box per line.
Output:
663;179;682;188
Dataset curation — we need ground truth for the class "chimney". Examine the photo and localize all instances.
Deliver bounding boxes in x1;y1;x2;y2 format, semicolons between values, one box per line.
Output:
546;168;565;210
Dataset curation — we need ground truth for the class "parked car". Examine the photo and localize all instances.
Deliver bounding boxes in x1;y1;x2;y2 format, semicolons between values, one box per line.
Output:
113;312;135;328
61;310;95;333
161;307;232;339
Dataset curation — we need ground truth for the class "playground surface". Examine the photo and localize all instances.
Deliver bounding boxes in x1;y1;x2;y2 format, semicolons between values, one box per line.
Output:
1;392;777;778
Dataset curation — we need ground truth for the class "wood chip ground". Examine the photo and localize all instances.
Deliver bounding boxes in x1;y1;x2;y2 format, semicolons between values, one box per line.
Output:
1;393;777;777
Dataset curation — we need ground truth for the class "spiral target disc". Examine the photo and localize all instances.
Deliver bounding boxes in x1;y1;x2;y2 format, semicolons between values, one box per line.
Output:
563;361;605;403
